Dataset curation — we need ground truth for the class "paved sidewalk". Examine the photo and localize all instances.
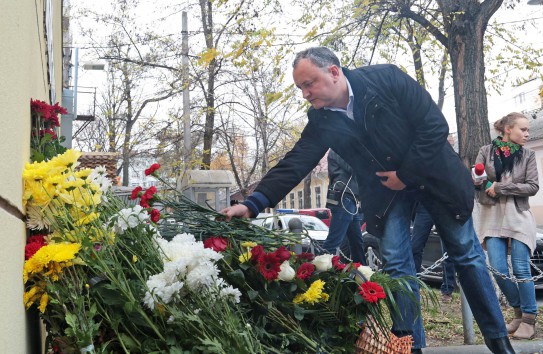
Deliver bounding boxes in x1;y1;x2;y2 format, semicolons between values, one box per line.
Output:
423;340;543;353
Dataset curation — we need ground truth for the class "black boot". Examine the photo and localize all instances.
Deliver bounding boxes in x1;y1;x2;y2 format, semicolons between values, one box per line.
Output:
411;349;422;354
484;336;516;354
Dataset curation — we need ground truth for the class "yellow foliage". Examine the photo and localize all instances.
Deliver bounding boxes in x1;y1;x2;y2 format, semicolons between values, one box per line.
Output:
198;48;220;67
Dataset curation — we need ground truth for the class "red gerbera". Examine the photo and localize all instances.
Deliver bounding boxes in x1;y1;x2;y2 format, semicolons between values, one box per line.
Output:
359;281;386;304
332;255;346;271
150;208;161;223
145;163;161;176
203;236;229;252
296;262;315;280
250;245;265;262
130;186;143;200
258;253;281;280
273;246;291;262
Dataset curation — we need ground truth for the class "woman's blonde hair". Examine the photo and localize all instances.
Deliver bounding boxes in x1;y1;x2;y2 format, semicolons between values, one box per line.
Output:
493;112;527;135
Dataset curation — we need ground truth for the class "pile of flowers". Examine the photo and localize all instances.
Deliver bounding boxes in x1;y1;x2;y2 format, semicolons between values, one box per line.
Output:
23;154;421;353
30;99;68;162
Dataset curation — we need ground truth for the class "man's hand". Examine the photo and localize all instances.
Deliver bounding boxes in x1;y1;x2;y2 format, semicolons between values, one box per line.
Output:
376;171;406;191
219;204;252;221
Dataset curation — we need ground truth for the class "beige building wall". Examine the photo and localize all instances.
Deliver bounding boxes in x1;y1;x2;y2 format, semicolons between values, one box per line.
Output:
0;1;64;352
278;172;329;210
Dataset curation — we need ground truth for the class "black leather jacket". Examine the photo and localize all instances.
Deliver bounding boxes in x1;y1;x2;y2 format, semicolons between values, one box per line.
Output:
252;64;473;236
327;149;359;200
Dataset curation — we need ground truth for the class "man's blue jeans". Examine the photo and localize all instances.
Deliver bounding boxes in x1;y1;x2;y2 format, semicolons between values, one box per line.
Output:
323;195;365;264
379;192;507;349
485;237;537;314
411;203;456;295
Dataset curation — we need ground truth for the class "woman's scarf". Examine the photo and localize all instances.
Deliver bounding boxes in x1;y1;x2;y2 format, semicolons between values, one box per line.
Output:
492;137;523;182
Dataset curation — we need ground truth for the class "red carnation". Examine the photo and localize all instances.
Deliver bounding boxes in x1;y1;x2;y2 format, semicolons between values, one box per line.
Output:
250;245;265;262
332;255;346;271
25;234;46;260
139;197;150;208
143;186;157;199
273;246;291;262
131;186;143;200
150;208;161;223
359;281;386;304
258;253;281;280
145;163;161;176
349;262;362;271
203;236;229;252
296;252;315;262
40;129;57;139
296;262;315;280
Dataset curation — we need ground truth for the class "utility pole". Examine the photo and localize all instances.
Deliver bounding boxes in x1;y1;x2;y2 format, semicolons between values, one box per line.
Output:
177;11;191;191
182;11;191;169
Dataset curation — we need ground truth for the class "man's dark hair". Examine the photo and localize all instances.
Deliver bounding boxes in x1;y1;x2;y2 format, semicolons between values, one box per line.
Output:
293;47;340;69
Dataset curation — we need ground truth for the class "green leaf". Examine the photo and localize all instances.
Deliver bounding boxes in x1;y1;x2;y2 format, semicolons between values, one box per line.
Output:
293;305;305;321
248;290;259;301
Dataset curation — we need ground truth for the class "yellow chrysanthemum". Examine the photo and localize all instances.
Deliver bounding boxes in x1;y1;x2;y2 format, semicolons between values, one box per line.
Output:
239;251;252;263
74;168;92;180
74;211;100;226
132;255;138;263
24;180;56;207
241;241;257;248
293;279;329;305
38;293;49;313
23;285;41;308
49;149;82;169
23;243;81;283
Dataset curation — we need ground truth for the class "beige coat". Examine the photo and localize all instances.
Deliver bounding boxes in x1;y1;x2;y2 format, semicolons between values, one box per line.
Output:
475;144;539;211
474;144;539;254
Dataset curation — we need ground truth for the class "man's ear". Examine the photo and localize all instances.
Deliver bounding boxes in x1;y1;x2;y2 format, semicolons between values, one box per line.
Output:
329;65;341;78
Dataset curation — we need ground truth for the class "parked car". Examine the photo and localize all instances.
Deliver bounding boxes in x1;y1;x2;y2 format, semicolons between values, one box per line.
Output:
251;213;329;252
275;208;332;226
362;227;543;289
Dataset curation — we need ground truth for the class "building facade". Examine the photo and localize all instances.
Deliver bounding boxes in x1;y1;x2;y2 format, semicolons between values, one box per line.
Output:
0;1;64;352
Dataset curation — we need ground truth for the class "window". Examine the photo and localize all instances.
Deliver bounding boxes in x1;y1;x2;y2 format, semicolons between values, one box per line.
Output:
315;186;321;208
514;92;526;105
282;199;287;208
297;191;303;208
290;193;295;209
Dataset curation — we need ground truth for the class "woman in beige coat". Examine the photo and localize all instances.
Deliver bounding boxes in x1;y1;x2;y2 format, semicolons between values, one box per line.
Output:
474;112;539;340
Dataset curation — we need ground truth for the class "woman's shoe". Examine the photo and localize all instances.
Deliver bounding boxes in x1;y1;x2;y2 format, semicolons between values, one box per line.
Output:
506;307;522;334
512;313;536;340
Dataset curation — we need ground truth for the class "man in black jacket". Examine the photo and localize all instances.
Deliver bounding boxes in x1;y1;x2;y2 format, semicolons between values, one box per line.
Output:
221;47;513;354
325;149;365;264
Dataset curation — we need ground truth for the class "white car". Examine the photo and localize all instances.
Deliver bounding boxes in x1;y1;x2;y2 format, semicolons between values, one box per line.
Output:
251;213;329;252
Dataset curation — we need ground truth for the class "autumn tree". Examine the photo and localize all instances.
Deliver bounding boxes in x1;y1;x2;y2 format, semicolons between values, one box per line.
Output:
73;1;183;185
297;0;543;166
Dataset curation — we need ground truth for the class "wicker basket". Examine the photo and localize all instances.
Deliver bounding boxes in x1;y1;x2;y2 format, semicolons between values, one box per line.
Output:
354;320;413;354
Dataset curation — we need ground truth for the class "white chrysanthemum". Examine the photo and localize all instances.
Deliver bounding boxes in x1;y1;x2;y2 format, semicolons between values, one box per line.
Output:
110;205;149;233
219;285;242;303
89;166;112;202
26;205;51;230
185;263;219;290
143;232;239;310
